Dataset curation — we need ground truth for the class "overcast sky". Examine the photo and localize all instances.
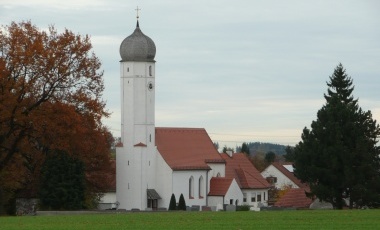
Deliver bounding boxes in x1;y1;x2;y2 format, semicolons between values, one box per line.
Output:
1;0;379;148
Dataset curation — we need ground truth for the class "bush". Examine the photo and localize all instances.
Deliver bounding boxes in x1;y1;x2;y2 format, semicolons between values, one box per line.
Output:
178;194;186;211
168;194;177;210
237;205;251;211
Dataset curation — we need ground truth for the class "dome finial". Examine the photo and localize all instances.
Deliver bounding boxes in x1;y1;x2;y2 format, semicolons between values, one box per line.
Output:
135;6;141;28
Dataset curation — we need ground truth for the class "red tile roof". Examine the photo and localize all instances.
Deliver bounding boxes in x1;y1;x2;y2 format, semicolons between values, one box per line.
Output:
155;127;223;170
208;177;233;196
274;188;313;208
221;153;270;189
271;162;307;188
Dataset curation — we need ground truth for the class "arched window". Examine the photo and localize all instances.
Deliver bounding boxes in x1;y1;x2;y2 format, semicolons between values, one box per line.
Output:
189;176;194;199
149;65;152;76
216;172;221;177
199;176;204;198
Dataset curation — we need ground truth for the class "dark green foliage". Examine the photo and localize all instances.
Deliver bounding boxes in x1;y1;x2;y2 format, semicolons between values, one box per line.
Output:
168;193;176;211
237;142;286;156
265;151;276;163
39;151;85;210
178;193;186;211
284;146;295;162
222;146;234;153
294;64;380;209
236;205;250;211
213;142;219;151
241;142;250;155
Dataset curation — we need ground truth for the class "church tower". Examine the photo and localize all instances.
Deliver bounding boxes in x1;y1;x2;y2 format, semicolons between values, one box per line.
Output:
116;13;157;210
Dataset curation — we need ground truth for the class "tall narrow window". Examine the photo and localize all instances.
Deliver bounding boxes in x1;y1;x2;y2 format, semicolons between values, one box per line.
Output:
127;67;129;72
251;192;256;202
243;193;247;202
257;193;262;202
149;134;151;142
189;176;194;199
149;65;152;76
198;176;204;198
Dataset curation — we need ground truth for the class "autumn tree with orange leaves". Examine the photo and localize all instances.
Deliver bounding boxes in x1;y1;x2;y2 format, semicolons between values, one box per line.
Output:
0;21;112;213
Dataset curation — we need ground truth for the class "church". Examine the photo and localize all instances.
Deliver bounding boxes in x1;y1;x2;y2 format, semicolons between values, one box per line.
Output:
114;16;270;211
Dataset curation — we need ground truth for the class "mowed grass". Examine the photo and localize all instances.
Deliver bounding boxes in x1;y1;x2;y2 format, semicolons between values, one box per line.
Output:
1;210;380;230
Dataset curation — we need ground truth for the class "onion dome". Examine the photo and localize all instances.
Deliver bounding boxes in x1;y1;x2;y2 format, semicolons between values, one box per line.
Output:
119;21;156;62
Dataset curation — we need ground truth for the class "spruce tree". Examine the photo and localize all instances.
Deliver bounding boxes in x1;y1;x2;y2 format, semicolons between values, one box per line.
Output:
178;193;187;211
168;193;177;211
294;64;380;209
241;142;250;155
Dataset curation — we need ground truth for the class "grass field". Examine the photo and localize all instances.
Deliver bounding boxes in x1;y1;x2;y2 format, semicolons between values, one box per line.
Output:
1;210;379;230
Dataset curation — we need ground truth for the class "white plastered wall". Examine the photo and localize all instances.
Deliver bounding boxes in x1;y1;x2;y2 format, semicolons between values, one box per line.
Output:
224;179;243;206
155;149;173;209
172;170;208;207
261;165;298;189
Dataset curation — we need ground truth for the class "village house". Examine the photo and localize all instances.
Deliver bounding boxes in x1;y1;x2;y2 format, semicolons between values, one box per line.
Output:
261;162;314;209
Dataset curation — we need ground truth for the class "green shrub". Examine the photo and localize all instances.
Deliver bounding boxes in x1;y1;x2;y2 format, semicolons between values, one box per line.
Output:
178;193;186;210
168;193;177;210
237;205;251;211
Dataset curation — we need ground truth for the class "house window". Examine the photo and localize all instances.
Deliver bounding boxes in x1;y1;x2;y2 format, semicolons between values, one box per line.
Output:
199;176;204;198
257;193;262;202
127;67;129;72
189;176;194;199
243;193;247;202
149;66;152;76
251;193;256;202
266;176;277;184
230;199;233;205
216;172;221;177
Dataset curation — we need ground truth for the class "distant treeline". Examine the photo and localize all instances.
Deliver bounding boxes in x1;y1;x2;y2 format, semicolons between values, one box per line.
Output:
236;142;287;156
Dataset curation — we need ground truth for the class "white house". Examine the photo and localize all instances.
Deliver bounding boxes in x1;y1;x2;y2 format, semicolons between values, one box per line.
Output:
261;162;315;208
261;162;304;189
113;17;270;211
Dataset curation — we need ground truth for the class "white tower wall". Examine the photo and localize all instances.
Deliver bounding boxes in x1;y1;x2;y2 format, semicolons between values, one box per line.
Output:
116;60;156;210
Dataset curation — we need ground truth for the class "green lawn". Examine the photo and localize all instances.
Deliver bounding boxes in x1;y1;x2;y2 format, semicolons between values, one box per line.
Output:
1;210;379;230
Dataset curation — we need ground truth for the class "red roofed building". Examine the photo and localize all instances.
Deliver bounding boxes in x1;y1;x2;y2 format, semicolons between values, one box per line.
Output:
262;162;313;208
261;162;306;189
115;18;271;211
220;153;271;208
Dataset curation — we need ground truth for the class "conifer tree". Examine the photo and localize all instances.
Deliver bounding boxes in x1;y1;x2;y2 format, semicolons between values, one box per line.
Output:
178;193;187;211
168;193;177;211
294;64;380;209
241;142;250;155
39;151;85;210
